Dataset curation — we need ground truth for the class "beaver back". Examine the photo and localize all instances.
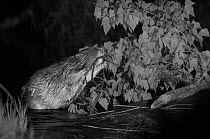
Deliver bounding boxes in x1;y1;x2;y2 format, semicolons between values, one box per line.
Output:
21;45;106;109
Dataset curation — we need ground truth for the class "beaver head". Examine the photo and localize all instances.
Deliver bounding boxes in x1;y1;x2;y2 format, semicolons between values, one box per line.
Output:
21;45;107;109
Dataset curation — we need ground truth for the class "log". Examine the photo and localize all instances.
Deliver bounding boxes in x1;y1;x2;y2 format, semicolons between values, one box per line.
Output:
151;79;210;109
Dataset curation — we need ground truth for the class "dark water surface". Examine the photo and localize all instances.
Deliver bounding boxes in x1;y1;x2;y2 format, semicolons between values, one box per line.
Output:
27;89;210;139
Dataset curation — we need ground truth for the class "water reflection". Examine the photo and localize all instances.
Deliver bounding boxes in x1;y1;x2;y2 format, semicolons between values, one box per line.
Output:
27;107;159;139
27;109;86;138
27;89;210;139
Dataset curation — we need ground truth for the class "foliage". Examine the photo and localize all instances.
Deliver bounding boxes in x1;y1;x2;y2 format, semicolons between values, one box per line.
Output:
0;84;30;139
71;0;210;113
0;99;29;139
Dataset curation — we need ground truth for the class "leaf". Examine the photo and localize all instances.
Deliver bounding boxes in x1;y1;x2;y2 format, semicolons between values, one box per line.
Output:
185;5;195;17
113;98;117;105
117;6;124;25
102;16;111;35
90;90;98;103
102;8;108;17
133;10;142;22
116;76;122;83
150;18;155;26
195;72;201;79
142;92;152;100
133;15;140;25
123;82;130;91
192;20;201;29
145;54;151;64
115;48;122;56
162;34;170;48
133;65;144;83
168;82;175;90
109;63;117;76
149;4;157;12
110;16;116;29
95;0;105;8
200;28;210;37
202;71;209;78
104;41;113;53
125;89;132;103
111;79;118;90
90;86;97;92
109;9;115;18
117;38;126;52
126;0;132;4
155;52;162;60
170;35;179;52
68;104;77;113
197;32;203;47
185;0;196;7
158;4;163;11
205;50;210;57
107;87;113;95
103;0;109;7
140;80;149;92
113;90;119;97
77;109;88;114
173;53;183;66
189;58;198;70
140;1;146;8
109;9;116;28
136;84;142;93
147;76;155;89
99;98;109;110
145;3;152;9
94;7;102;20
115;48;123;64
143;18;150;26
184;0;195;17
129;19;136;32
182;44;193;51
147;51;155;59
170;2;177;13
142;25;149;32
132;90;140;102
181;12;188;19
117;82;123;94
139;31;149;43
153;80;159;93
87;102;96;113
158;37;163;50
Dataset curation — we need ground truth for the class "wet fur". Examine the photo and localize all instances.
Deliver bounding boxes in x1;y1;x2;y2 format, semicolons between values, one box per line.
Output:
21;46;106;109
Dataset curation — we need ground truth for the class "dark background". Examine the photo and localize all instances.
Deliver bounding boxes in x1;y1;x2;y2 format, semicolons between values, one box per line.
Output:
0;0;209;97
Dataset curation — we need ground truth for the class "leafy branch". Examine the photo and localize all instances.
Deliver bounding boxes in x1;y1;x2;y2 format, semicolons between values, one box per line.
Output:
70;0;210;113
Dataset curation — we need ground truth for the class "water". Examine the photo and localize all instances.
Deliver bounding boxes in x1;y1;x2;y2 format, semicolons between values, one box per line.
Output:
27;89;210;139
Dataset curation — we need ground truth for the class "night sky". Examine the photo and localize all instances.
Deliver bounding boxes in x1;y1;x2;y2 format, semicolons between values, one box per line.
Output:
0;0;107;97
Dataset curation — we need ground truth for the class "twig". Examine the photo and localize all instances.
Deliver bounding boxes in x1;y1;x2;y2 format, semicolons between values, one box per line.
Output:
114;104;138;108
105;107;141;118
82;124;157;133
89;110;115;116
114;104;149;109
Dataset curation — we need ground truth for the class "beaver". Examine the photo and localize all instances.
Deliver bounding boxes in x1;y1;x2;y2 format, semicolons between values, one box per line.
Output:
21;45;107;109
